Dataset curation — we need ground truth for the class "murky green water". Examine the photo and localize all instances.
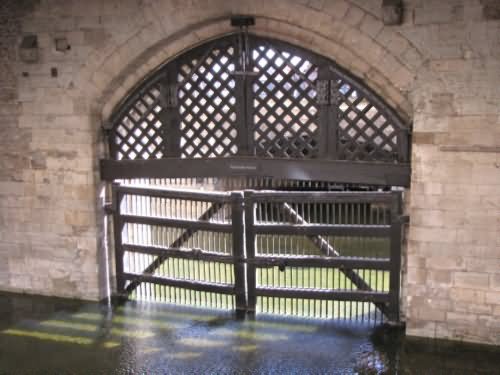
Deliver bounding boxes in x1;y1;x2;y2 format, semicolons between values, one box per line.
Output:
0;292;498;374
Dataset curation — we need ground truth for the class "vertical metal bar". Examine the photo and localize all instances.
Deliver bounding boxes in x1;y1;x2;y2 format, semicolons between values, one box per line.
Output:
244;190;257;312
389;191;403;322
232;192;246;311
112;183;126;295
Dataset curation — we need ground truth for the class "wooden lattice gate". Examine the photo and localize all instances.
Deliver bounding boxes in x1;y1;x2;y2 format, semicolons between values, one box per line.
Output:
110;183;404;323
101;32;411;323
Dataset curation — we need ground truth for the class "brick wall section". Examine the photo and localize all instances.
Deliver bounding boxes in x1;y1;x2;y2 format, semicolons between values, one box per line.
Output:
0;1;28;291
400;0;500;345
0;0;498;344
0;0;102;300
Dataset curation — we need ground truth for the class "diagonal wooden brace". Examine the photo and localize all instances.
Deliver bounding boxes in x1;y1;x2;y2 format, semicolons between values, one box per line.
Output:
280;202;389;317
125;202;224;294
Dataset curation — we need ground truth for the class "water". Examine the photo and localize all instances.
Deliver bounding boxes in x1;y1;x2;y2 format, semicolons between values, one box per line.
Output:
0;292;498;374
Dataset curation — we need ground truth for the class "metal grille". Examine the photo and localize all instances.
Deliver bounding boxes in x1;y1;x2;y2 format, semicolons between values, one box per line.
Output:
336;79;399;162
251;196;391;321
111;80;164;160
107;34;410;172
252;42;319;158
177;44;238;158
245;191;401;323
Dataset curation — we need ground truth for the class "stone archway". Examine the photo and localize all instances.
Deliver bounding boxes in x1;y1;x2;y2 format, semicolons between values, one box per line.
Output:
99;29;411;322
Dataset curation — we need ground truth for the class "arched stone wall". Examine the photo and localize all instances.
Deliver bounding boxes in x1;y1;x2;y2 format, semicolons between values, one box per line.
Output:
1;0;499;345
75;1;422;125
80;0;418;328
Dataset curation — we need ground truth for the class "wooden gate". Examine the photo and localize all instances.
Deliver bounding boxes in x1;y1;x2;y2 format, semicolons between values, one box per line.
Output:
111;184;403;323
101;32;411;324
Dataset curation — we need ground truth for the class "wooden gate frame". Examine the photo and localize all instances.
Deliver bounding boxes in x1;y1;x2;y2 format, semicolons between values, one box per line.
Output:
103;33;410;323
111;184;403;323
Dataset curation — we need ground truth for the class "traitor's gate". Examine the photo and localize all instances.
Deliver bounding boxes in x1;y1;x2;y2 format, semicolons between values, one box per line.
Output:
100;29;410;324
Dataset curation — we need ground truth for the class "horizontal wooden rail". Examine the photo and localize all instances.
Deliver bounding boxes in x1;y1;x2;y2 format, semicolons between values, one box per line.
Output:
120;215;233;233
254;224;391;237
122;244;390;269
122;244;234;263
101;157;411;187
124;273;235;295
116;185;232;203
251;255;391;270
249;191;394;204
256;287;391;303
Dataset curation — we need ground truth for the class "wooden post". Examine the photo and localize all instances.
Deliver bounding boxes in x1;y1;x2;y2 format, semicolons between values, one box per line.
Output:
389;191;403;322
111;183;125;296
231;192;246;311
244;190;257;312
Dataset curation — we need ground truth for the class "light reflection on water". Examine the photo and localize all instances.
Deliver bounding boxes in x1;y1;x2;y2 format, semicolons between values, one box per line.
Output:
0;292;498;375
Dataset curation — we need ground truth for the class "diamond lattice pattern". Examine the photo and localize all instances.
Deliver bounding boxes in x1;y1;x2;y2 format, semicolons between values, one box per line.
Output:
336;80;399;162
252;44;319;158
112;83;164;160
177;45;238;158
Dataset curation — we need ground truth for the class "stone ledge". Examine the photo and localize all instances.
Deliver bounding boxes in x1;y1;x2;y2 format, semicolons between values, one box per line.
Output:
439;145;500;153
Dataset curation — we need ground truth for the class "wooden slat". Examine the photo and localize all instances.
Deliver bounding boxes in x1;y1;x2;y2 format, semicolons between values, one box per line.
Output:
122;244;234;263
252;255;390;270
254;223;390;237
121;215;232;233
256;287;391;303
124;273;235;295
117;185;232;203
249;190;393;203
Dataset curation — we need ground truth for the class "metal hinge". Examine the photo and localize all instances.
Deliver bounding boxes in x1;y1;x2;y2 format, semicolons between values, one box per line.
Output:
104;203;114;215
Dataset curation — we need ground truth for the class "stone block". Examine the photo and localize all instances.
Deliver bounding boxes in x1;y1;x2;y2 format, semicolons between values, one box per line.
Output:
407;266;426;284
446;311;477;325
485;291;500;305
414;305;446;322
427;270;452;285
343;5;365;27
491;274;500;290
406;321;436;338
323;0;349;19
414;2;464;25
359;14;384;37
465;257;500;274
426;256;464;271
456;229;497;246
454;272;490;289
64;210;93;227
449;288;485;304
493;306;500;316
453;301;492;315
307;0;324;11
408;226;457;244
